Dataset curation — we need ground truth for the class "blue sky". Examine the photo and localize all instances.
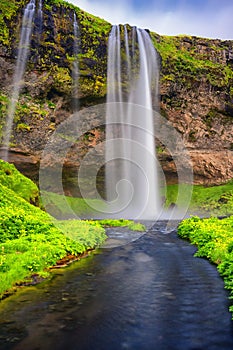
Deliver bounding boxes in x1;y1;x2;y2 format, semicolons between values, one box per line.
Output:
67;0;233;39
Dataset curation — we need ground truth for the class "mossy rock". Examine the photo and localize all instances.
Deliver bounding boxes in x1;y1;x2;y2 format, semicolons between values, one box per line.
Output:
0;159;39;205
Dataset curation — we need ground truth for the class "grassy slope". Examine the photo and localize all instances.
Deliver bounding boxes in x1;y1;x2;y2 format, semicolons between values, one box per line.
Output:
0;183;107;298
0;160;146;298
0;160;39;204
178;216;233;318
151;34;233;89
164;182;233;216
0;160;106;297
42;180;233;219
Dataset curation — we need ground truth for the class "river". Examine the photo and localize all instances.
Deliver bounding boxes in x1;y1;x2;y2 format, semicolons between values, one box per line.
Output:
0;221;233;349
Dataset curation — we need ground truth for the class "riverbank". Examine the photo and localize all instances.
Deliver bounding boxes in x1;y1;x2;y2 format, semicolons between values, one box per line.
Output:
0;160;145;299
178;215;233;318
1;222;233;350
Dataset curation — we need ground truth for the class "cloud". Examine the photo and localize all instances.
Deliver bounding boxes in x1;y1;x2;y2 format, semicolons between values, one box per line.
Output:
70;0;132;24
68;0;233;40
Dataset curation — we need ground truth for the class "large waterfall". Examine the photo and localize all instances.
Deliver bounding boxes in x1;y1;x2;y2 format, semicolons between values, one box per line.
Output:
2;0;36;159
105;25;161;219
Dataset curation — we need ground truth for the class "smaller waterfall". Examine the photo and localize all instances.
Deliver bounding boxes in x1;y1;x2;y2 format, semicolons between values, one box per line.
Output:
2;0;36;159
105;25;161;219
124;25;131;84
72;13;79;113
37;0;43;35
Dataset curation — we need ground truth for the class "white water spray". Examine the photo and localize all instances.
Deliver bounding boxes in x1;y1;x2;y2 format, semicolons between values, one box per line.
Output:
105;25;161;219
2;0;36;159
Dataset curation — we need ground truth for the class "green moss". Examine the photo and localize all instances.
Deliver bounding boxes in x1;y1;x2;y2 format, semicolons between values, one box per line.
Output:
0;94;9;138
1;0;233;105
12;99;50;131
230;87;233;98
45;0;79;11
97;219;146;232
0;159;39;204
152;33;233;89
17;122;31;131
0;160;107;297
0;0;24;45
40;190;106;218
56;219;106;249
164;181;233;216
0;160;146;298
52;66;72;94
156;145;165;154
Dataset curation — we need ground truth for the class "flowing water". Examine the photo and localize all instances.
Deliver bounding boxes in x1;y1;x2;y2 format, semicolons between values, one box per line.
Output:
36;0;43;36
105;25;161;220
1;0;36;160
0;222;233;350
72;13;79;113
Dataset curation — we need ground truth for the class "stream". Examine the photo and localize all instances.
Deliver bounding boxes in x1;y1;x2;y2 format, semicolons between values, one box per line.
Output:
0;221;233;350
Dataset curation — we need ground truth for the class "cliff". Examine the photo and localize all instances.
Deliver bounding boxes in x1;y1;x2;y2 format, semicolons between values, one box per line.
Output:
0;0;232;187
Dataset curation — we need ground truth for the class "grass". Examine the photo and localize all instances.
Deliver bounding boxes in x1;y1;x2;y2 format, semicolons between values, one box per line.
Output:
178;215;233;318
0;159;39;205
40;190;106;219
0;161;100;296
151;34;233;89
96;219;146;232
164;181;233;216
0;180;107;298
0;160;145;298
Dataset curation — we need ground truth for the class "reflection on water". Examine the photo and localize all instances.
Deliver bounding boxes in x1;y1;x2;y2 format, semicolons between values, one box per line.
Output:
0;222;233;350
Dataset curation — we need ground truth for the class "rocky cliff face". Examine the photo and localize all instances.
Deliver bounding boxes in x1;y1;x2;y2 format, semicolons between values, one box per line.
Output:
152;34;233;184
0;0;232;187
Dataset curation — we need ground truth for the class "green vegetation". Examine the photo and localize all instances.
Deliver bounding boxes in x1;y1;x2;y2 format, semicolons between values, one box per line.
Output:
41;190;106;218
178;216;233;317
151;34;233;89
164;182;233;216
0;161;145;298
0;94;9;139
0;159;39;204
0;161;106;297
0;0;23;45
97;219;146;232
41;192;144;232
0;163;107;297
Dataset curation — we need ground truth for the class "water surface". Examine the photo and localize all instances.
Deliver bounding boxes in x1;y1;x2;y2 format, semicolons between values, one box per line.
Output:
0;221;233;350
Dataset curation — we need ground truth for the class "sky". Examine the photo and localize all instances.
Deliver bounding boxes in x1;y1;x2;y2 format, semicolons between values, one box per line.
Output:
67;0;233;40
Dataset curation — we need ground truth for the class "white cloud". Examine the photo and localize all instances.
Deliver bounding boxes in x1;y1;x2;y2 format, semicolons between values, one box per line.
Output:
70;0;132;24
68;0;233;40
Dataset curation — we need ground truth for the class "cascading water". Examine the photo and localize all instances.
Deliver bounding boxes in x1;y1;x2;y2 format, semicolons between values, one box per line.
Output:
1;0;36;160
105;25;161;219
72;13;79;113
36;0;43;35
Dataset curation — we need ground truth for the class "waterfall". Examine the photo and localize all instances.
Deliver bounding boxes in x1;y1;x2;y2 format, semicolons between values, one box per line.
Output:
105;25;161;219
37;0;43;35
72;13;79;113
124;25;131;87
1;0;36;159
